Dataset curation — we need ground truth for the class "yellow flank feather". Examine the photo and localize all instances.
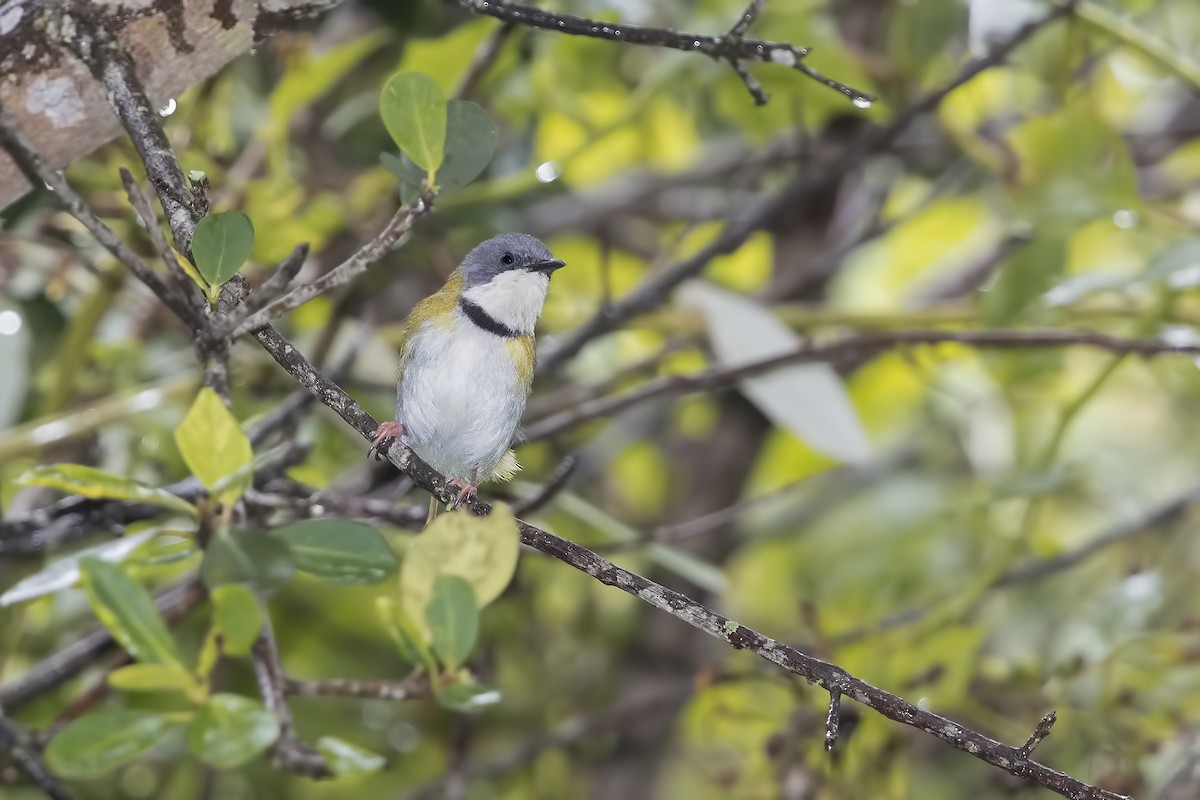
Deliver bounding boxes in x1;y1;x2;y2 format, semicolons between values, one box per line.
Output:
395;272;464;381
506;334;536;393
488;449;522;483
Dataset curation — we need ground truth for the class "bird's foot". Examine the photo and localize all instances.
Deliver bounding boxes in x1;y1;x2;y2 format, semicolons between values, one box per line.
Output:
369;421;405;461
448;478;478;508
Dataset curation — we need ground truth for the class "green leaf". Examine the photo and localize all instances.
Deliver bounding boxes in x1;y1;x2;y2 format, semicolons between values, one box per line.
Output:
379;72;446;177
202;529;294;595
379;151;424;204
174;388;253;504
17;464;197;518
45;710;172;779
191;211;255;286
1;528;160;606
108;663;201;696
376;597;438;672
438;100;496;192
435;681;501;713
186;694;280;769
400;503;520;627
271;519;397;584
80;558;182;666
425;575;479;670
211;584;263;655
381;100;495;197
316;737;386;776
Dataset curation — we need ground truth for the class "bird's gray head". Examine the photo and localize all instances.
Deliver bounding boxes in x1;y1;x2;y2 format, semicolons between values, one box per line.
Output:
459;233;565;289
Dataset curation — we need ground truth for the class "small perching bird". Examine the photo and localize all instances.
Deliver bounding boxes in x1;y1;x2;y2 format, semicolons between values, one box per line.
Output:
370;233;565;506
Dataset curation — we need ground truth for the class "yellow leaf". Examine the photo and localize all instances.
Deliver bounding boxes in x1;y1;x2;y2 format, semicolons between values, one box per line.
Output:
173;388;253;505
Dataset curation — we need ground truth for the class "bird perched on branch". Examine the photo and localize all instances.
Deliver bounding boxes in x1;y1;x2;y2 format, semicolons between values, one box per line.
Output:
370;233;565;507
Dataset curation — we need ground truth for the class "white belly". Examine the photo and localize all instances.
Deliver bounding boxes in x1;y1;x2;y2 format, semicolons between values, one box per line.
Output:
397;317;525;482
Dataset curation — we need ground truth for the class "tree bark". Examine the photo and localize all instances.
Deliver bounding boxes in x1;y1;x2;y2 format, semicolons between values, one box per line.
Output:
0;0;339;212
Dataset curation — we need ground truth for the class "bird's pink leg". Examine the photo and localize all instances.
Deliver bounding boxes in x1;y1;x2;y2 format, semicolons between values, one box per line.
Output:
369;421;405;461
448;477;478;507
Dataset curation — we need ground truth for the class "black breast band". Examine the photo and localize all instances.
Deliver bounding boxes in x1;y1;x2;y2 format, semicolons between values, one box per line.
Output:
459;297;519;338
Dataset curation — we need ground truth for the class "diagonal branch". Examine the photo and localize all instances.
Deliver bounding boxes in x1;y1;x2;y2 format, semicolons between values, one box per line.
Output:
0;104;199;326
226;192;435;337
0;712;72;800
249;321;1126;800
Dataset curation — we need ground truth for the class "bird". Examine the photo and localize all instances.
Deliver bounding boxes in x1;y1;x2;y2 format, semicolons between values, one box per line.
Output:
369;233;565;508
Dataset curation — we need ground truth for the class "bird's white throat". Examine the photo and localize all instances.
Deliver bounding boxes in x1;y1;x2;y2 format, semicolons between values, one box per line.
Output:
460;269;550;335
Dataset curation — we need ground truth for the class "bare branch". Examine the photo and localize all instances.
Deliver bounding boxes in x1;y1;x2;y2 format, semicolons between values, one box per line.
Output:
824;689;842;751
228;193;435;337
0;712;71;800
0;103;198;325
452;22;516;100
450;0;870;104
527;327;1200;442
234;244;311;324
1019;712;1057;758
252;617;331;779
729;0;765;37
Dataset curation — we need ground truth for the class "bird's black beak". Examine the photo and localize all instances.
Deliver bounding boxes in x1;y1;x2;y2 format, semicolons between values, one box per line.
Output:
534;258;566;275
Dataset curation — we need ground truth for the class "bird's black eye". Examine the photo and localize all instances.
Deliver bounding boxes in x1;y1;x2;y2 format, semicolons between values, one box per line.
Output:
501;252;515;266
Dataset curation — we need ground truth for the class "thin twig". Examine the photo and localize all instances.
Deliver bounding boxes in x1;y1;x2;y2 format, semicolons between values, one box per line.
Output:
228;193;434;337
824;689;842;751
232;244;311;325
452;22;516;99
510;456;577;516
0;104;198;325
118;169;197;316
451;0;871;104
526;327;1200;442
252;616;330;778
1019;712;1057;758
0;713;71;800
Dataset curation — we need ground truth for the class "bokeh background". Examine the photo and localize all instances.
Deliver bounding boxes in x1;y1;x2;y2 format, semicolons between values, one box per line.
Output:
3;0;1200;797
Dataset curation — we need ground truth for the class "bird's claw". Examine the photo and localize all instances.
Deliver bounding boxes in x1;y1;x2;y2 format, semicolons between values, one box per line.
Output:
448;478;477;508
369;421;405;462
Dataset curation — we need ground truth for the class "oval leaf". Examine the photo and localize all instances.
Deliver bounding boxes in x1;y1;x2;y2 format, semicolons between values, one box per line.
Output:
173;388;253;504
186;694;280;769
380;72;446;175
425;575;479;670
1;528;159;606
316;737;386;776
108;663;200;695
679;281;872;465
439;100;496;192
202;529;294;595
211;584;263;655
376;597;437;672
435;681;502;713
17;464;196;518
45;710;172;779
191;211;255;286
80;558;182;666
400;503;520;627
270;519;397;584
